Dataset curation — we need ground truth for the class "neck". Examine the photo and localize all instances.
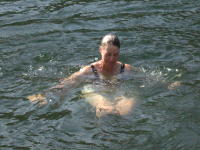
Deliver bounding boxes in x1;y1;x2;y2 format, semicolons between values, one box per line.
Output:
100;61;117;76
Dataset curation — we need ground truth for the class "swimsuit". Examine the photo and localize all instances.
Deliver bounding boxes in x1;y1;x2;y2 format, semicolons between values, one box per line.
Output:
90;63;125;78
82;63;126;101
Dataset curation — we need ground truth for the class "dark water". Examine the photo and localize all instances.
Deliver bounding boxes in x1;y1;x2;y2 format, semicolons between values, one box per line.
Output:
1;0;200;149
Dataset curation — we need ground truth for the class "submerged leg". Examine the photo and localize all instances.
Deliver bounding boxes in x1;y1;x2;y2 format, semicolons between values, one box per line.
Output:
85;94;117;117
115;96;135;116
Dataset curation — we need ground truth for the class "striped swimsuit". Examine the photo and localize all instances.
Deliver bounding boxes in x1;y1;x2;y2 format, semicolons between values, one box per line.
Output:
90;63;125;79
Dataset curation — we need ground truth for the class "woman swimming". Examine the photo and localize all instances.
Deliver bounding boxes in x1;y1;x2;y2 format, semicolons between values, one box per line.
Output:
27;34;180;116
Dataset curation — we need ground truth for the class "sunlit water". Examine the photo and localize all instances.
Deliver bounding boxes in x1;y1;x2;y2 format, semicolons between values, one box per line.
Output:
1;0;200;149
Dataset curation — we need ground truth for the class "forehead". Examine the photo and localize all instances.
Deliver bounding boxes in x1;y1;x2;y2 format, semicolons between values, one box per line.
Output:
104;45;119;53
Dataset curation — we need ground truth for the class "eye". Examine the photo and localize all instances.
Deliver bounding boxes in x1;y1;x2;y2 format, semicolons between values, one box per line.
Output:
107;53;112;56
114;53;118;57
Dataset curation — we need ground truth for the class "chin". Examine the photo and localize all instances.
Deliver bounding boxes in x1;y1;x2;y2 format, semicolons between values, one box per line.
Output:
111;61;117;64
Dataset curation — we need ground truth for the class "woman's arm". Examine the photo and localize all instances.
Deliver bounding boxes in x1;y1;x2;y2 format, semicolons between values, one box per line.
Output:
27;65;92;104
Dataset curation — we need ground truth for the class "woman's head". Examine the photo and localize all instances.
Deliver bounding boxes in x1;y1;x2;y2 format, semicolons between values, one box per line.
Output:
99;34;120;64
100;34;120;49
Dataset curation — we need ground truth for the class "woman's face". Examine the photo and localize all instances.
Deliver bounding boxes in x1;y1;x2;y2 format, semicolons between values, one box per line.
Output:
100;45;120;64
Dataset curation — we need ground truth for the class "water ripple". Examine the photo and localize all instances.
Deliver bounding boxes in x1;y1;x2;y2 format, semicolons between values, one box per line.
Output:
1;0;200;149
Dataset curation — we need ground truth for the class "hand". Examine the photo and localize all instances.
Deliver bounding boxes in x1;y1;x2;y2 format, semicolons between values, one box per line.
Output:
168;81;181;90
27;93;47;105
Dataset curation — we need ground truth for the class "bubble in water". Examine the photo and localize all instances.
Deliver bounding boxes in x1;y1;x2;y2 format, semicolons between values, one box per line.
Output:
38;66;44;71
166;68;172;71
0;67;3;77
29;65;33;71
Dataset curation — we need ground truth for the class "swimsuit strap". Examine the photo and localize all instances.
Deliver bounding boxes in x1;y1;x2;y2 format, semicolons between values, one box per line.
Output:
91;65;99;78
120;63;125;73
91;63;125;77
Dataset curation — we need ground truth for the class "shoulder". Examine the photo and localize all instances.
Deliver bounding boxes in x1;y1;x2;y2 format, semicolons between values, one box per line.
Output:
124;64;132;71
124;64;139;72
69;65;93;77
79;65;93;75
70;62;99;77
63;65;92;81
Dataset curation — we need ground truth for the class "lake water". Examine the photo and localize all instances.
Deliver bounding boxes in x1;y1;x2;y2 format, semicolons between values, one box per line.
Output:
0;0;200;149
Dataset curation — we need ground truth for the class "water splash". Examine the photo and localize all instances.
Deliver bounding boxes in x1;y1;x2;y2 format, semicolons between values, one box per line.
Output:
22;63;64;80
136;66;182;88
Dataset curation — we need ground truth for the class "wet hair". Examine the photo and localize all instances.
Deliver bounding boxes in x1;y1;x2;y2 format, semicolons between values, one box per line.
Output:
100;34;120;49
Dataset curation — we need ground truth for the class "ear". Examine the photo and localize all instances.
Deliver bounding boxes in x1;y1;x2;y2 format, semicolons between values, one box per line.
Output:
99;47;104;55
99;46;102;53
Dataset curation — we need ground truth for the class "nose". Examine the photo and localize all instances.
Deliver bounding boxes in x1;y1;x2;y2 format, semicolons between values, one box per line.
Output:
109;55;116;62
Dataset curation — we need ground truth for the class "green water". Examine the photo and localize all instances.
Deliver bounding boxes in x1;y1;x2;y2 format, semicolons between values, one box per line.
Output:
0;0;200;149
